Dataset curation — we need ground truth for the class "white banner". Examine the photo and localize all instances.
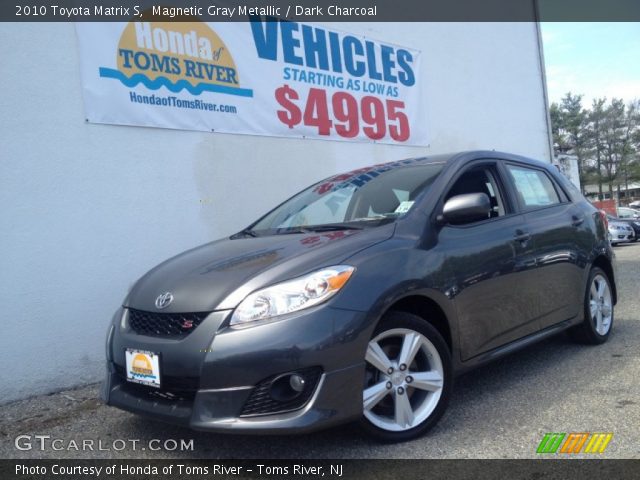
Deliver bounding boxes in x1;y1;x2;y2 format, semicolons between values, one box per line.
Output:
76;19;427;145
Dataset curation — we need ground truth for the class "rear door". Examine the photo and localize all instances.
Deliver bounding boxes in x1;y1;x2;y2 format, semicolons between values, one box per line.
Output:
502;163;584;330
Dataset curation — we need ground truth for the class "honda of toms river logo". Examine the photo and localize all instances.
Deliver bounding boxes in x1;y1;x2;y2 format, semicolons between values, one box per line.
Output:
537;432;613;454
99;19;253;97
130;353;155;379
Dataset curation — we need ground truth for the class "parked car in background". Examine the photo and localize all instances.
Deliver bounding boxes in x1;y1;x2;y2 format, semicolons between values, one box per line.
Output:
607;215;635;244
628;200;640;209
617;207;640;219
103;151;617;442
610;215;640;242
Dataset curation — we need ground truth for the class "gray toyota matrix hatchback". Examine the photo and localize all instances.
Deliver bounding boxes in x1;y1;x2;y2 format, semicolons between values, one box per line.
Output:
103;151;616;442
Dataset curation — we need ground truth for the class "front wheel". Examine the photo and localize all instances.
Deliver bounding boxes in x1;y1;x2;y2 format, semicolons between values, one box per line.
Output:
568;267;614;344
360;311;452;442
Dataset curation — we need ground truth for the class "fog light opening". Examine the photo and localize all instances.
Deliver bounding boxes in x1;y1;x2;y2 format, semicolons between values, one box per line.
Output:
270;373;306;402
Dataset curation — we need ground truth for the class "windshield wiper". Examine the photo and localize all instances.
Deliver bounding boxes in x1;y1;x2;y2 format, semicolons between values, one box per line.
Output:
275;227;312;235
276;224;363;235
231;228;258;238
306;224;363;232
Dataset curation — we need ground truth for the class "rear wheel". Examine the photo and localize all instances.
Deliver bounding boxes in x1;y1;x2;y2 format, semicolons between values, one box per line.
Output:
360;311;452;442
568;267;614;344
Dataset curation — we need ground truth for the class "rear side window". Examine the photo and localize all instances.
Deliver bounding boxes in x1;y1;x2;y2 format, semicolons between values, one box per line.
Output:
506;165;561;211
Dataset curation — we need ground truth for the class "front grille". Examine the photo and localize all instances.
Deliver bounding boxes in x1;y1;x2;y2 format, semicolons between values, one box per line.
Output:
114;364;199;400
127;308;208;337
240;367;323;417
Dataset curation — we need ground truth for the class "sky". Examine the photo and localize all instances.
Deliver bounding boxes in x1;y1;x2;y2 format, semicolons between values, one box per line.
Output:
540;22;639;108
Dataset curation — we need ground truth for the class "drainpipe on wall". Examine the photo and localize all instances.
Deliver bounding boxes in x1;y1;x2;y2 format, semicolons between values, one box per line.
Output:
533;0;555;165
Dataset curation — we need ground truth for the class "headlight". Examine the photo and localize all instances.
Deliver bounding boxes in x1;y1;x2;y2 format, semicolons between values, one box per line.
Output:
230;265;355;326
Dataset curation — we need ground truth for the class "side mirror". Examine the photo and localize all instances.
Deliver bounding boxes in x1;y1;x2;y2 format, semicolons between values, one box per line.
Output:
441;193;491;224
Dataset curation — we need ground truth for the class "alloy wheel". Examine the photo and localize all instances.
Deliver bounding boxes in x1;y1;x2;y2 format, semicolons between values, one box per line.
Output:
363;328;444;432
589;273;613;336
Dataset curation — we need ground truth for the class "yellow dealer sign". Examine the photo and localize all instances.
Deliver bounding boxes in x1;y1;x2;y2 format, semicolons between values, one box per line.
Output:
103;21;252;97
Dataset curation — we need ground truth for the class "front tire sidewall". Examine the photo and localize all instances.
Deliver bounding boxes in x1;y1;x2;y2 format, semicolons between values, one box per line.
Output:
360;311;453;442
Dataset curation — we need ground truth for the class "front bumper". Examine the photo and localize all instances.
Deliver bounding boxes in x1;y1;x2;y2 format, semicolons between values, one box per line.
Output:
102;306;372;434
609;231;634;243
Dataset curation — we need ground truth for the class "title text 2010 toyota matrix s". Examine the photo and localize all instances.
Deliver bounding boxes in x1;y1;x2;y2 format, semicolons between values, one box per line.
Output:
103;151;616;442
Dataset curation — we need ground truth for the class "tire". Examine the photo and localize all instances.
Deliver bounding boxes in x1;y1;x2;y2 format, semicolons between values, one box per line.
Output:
568;267;614;344
359;311;452;442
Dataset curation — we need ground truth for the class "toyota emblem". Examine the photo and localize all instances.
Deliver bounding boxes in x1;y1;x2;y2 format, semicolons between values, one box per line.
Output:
155;292;174;309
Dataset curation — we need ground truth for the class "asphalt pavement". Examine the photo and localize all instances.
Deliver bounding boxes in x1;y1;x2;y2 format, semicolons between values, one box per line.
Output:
2;242;638;459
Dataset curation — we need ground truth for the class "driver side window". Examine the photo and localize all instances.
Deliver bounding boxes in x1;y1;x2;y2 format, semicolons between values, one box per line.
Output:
445;166;506;221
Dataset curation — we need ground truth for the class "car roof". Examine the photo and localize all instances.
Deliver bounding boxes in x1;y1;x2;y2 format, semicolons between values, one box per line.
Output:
345;150;549;171
318;150;553;187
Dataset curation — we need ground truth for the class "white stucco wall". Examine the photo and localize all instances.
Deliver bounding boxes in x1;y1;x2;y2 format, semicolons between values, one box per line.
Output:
0;20;550;403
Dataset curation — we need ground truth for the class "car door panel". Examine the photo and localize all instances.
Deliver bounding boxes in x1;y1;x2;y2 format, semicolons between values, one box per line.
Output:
523;204;584;329
440;214;539;361
502;163;585;330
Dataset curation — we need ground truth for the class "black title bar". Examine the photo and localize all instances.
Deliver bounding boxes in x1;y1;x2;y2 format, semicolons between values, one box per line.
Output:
3;459;640;480
3;0;640;22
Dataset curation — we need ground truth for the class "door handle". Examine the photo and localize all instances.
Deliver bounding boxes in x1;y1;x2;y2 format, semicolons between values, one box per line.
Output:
571;214;585;226
514;230;531;243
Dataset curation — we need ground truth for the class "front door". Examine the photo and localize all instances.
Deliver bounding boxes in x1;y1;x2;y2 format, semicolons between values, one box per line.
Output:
438;163;539;360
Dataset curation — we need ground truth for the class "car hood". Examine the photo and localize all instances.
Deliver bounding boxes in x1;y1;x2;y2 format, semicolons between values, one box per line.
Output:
124;223;395;313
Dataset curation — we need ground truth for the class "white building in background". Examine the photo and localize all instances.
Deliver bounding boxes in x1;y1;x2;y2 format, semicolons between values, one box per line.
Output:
583;182;640;201
554;154;581;190
1;19;552;402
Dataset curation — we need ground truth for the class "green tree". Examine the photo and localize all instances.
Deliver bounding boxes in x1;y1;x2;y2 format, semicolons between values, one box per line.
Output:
586;98;607;199
619;100;640;200
553;93;589;189
549;102;563;149
552;93;640;203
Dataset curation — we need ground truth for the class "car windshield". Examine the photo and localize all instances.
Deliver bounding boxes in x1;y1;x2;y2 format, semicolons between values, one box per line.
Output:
248;162;445;234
